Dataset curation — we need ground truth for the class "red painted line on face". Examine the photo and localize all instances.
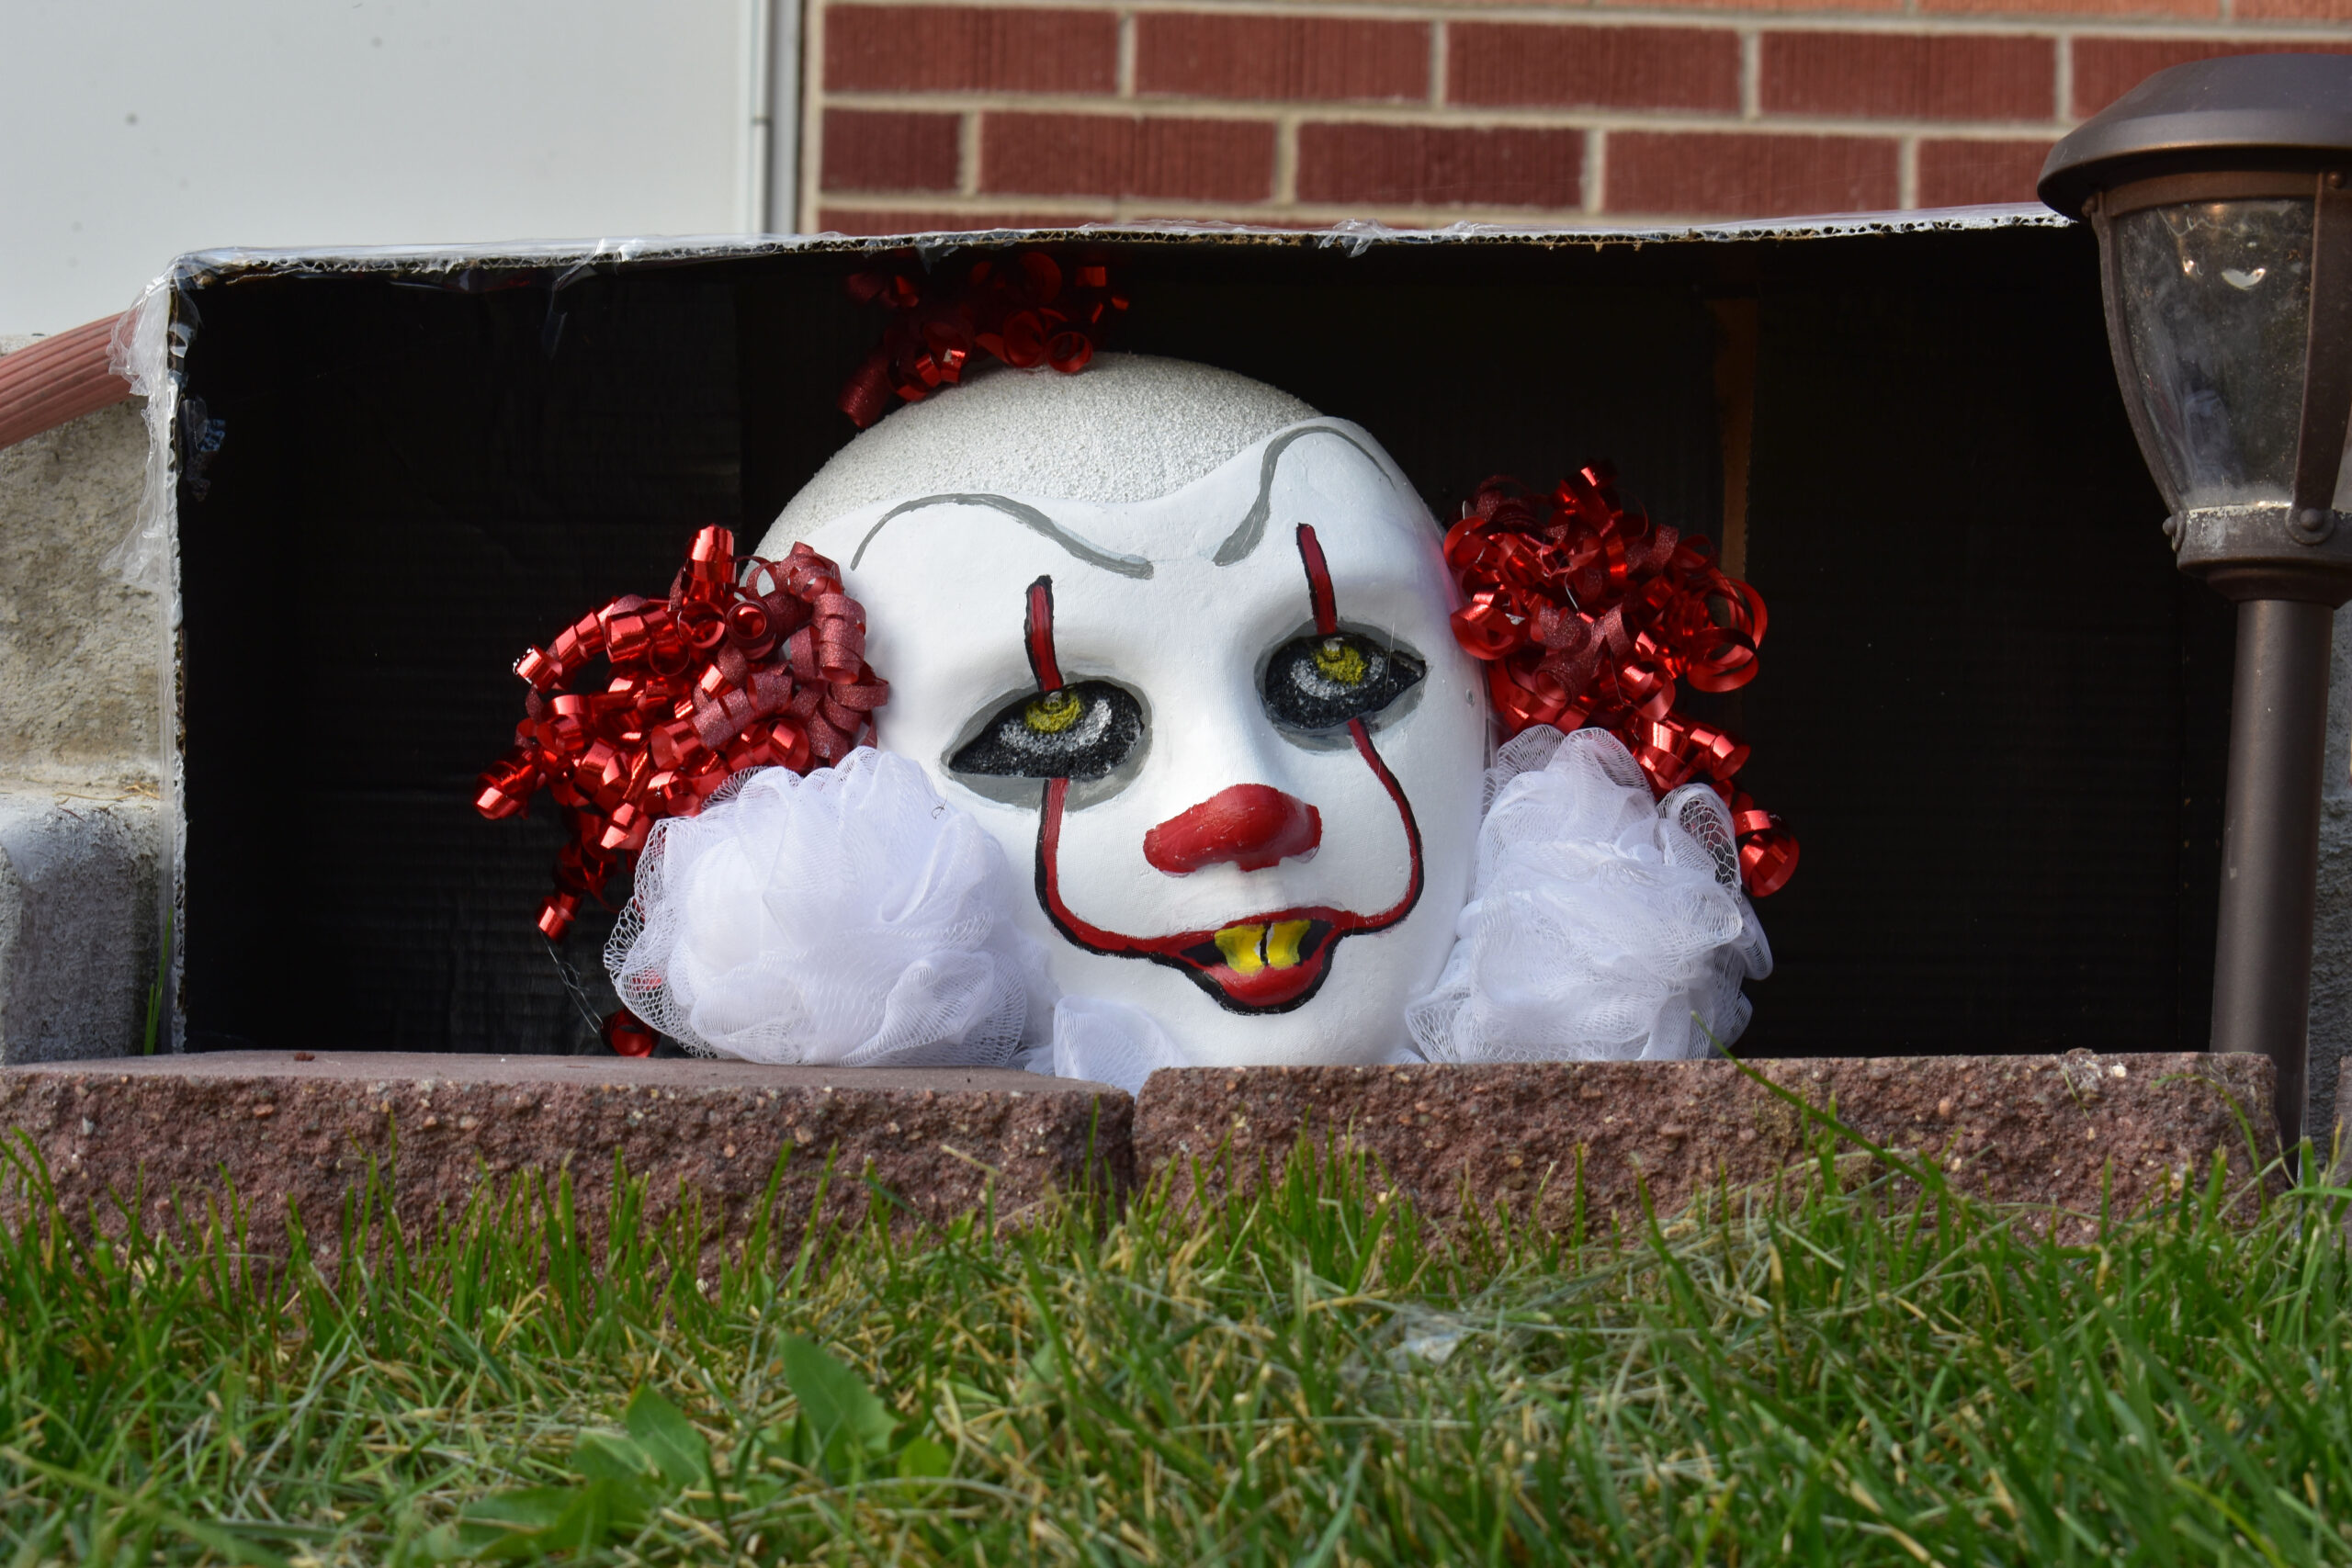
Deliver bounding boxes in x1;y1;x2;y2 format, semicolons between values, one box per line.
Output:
1295;523;1338;636
1025;577;1062;693
1341;715;1422;924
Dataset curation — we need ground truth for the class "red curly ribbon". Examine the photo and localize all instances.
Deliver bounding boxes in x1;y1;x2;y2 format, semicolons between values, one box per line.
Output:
837;252;1127;428
1445;467;1798;897
603;1011;658;1057
475;526;889;940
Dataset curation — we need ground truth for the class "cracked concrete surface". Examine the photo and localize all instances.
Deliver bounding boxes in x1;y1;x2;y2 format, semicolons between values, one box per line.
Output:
1136;1055;2281;1244
0;1054;1133;1266
0;788;164;1060
0;334;166;1063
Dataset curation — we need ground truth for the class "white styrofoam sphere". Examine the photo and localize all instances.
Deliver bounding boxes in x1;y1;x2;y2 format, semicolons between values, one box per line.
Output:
771;355;1315;538
760;355;1488;1068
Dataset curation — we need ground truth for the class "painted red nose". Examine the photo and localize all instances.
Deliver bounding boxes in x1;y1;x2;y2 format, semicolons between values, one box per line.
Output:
1143;784;1322;875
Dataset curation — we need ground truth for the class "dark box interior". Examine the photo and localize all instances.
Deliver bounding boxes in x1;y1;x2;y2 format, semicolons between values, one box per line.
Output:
169;219;2226;1060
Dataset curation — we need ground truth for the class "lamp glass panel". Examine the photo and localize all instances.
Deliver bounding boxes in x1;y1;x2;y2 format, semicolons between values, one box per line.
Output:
2114;198;2313;510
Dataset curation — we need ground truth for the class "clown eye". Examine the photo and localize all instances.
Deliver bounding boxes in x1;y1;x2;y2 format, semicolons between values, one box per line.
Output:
1262;633;1425;732
950;681;1144;781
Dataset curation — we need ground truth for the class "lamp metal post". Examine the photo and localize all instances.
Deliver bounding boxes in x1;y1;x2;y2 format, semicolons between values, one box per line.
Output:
2042;54;2352;1150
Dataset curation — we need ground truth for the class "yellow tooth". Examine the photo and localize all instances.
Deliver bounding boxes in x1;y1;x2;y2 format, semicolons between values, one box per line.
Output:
1265;919;1312;970
1214;924;1267;975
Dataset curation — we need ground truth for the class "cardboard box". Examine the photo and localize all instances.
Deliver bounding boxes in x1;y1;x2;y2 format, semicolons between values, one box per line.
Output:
156;213;2224;1059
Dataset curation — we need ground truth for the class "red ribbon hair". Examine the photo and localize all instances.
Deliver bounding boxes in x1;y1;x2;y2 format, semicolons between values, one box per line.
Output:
1446;467;1797;897
836;251;1127;429
475;526;888;940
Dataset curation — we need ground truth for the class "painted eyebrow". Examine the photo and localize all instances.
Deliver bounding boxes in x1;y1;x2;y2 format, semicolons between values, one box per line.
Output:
1211;424;1394;567
849;493;1154;580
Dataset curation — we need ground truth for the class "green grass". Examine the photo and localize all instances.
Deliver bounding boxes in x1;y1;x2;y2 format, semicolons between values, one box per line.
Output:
0;1115;2346;1566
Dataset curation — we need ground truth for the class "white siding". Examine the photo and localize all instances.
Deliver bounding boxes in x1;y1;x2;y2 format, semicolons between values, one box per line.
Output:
1;0;792;333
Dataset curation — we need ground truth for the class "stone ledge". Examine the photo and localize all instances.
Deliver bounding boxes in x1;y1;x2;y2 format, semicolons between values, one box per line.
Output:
0;1052;2287;1259
1132;1053;2280;1241
0;1052;1132;1263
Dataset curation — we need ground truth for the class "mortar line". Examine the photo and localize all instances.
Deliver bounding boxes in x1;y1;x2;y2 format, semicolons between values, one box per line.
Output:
814;186;2069;226
825;89;2076;139
814;0;2352;42
798;0;828;231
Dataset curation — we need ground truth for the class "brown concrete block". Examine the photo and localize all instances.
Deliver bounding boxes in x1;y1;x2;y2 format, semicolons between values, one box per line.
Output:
1603;130;1899;218
816;207;1112;236
0;1053;1131;1265
1134;1054;2278;1241
1295;123;1584;210
1759;30;2054;121
1916;137;2053;208
820;108;966;195
1135;14;1430;105
823;6;1119;96
2069;38;2352;118
978;112;1279;202
1447;22;1743;113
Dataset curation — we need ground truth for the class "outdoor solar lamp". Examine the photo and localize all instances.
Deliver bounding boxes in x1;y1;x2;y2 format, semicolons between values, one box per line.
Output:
2042;52;2352;1150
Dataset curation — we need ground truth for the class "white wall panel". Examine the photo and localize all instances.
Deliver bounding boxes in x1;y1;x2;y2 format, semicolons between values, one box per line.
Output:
1;0;777;333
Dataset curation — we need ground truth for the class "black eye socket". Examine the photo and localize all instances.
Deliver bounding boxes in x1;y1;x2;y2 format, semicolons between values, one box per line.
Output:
1262;632;1425;732
950;681;1144;781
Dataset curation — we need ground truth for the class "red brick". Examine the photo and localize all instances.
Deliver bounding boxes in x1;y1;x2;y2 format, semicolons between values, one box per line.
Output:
1605;130;1899;217
2072;38;2352;118
2236;0;2352;16
825;6;1117;95
980;113;1277;202
1136;14;1430;103
817;207;1110;235
820;109;963;194
1623;0;1903;10
1448;22;1741;112
1916;137;2053;207
1761;32;2053;120
1614;0;1904;11
1920;0;2215;18
1296;122;1584;209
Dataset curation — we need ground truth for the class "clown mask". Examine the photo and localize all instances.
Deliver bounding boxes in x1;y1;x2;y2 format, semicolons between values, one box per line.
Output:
756;355;1487;1066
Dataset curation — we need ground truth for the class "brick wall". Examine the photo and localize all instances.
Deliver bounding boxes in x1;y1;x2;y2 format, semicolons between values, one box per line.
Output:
799;0;2352;232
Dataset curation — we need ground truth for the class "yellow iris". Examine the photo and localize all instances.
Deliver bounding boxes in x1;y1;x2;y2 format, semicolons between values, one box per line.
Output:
1023;690;1082;734
1312;637;1366;686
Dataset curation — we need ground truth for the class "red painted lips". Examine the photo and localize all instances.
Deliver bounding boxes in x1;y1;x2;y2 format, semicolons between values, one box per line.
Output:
1174;913;1338;1009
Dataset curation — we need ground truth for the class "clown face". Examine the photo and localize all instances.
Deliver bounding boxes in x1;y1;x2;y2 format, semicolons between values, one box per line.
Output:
764;359;1486;1065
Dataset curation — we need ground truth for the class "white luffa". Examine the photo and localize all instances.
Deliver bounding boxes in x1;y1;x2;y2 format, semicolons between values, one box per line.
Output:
606;728;1769;1078
1036;995;1190;1096
1404;726;1771;1064
606;750;1052;1066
